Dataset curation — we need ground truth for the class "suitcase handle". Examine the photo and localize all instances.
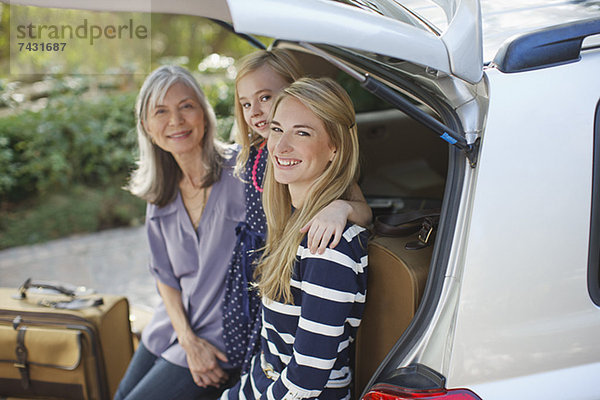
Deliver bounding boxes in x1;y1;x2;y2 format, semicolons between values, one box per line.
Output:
16;278;94;299
374;209;441;250
374;208;440;237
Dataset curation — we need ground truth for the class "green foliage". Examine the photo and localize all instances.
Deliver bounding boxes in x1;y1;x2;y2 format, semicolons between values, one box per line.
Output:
0;135;16;194
150;14;261;71
203;77;236;141
0;183;145;249
0;4;262;78
0;90;138;202
0;5;8;73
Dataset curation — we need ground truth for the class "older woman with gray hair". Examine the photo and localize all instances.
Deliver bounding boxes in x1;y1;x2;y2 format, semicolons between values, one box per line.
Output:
114;65;244;400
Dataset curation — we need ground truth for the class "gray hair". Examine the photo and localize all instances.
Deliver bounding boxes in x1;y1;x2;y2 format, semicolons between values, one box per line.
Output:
127;65;225;206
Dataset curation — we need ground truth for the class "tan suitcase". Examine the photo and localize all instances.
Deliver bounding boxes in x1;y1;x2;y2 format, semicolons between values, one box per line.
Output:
0;281;133;400
354;211;438;397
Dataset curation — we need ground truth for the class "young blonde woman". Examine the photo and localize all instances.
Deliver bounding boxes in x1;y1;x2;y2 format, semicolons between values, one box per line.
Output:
222;77;369;400
222;50;371;374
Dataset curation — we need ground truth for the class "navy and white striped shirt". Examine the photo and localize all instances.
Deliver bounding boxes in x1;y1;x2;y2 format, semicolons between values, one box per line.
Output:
222;224;368;400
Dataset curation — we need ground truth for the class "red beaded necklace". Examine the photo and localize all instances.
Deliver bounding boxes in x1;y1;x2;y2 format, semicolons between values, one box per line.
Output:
251;140;266;193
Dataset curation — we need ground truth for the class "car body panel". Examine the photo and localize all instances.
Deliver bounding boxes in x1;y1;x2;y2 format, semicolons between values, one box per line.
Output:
480;1;600;61
403;0;600;61
470;362;600;399
446;50;600;393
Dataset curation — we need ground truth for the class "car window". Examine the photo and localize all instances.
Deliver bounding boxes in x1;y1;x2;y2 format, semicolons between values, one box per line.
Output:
589;98;600;306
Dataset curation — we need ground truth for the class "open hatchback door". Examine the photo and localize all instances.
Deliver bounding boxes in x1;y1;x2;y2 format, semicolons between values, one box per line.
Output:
227;0;483;84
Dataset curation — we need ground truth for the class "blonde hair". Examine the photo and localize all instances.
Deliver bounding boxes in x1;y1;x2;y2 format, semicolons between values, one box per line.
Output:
127;65;225;207
256;77;360;303
234;49;303;177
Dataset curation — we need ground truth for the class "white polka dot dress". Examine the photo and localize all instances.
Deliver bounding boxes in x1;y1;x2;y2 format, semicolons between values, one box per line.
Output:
222;144;267;373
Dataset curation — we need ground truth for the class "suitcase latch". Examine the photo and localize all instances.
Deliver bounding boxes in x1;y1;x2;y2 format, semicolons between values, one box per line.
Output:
406;216;439;250
12;315;22;330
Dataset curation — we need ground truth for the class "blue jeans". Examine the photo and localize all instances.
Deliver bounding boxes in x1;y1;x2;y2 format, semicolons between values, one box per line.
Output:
113;343;225;400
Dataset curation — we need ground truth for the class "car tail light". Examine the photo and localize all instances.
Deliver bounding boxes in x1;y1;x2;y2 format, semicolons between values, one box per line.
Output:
362;384;482;400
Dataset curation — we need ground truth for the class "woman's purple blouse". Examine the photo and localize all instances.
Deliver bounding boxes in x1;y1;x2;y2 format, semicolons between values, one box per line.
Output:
141;160;245;369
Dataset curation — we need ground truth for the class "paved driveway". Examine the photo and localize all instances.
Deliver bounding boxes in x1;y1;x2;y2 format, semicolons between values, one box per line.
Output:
0;226;160;310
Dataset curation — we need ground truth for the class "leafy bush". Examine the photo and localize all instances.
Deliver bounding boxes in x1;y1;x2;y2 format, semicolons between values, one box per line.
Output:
204;78;236;141
0;183;145;249
0;91;138;202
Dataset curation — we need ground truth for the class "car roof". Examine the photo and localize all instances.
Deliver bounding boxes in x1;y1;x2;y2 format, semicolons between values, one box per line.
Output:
479;1;598;60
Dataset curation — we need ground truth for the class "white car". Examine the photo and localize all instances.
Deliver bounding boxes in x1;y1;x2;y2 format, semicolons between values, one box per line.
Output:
6;0;600;398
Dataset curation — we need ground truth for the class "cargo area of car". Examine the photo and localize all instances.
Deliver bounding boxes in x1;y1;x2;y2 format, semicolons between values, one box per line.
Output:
357;108;447;211
354;105;450;397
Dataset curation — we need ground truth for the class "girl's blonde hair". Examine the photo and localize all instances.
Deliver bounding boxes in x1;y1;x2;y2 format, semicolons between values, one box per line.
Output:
256;77;360;303
127;65;225;206
234;49;303;177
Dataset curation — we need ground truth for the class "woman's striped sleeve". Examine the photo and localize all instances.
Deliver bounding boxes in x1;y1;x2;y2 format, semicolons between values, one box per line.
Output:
265;225;368;399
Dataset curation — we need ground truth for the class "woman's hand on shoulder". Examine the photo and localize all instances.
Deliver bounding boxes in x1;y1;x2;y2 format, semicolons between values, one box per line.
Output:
180;333;229;388
300;199;352;255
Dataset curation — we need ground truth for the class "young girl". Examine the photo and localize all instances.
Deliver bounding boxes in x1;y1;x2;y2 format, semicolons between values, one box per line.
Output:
223;77;368;400
222;50;371;375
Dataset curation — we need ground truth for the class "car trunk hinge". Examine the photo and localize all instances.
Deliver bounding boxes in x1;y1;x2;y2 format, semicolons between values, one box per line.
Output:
300;42;480;167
